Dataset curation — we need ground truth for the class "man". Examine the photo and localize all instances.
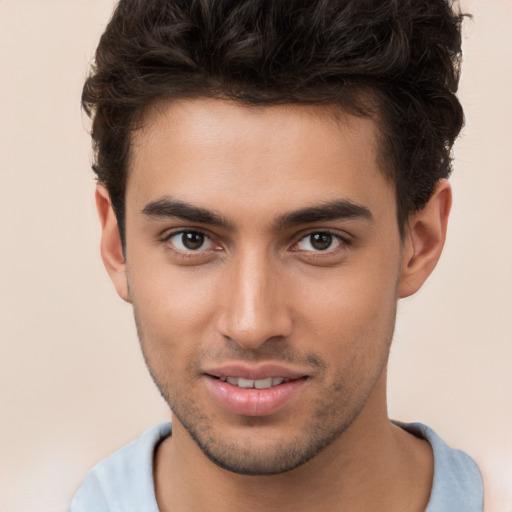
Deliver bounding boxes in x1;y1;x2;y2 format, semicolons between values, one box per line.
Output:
70;0;483;510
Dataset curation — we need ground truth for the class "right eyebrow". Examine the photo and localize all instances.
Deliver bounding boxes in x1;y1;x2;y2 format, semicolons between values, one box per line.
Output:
141;196;232;229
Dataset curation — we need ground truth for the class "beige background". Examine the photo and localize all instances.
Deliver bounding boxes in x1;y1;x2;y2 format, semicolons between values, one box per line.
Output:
0;0;510;511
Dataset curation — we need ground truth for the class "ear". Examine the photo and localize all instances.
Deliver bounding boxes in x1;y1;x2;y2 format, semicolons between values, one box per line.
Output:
95;185;131;303
398;180;452;299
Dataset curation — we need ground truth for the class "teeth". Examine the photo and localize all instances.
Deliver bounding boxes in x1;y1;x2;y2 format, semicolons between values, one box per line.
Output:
238;378;254;389
222;377;289;389
254;378;272;389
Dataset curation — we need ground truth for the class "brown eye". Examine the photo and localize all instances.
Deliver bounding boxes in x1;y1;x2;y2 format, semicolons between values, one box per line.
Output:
296;232;342;252
167;230;216;252
182;232;205;250
310;233;332;250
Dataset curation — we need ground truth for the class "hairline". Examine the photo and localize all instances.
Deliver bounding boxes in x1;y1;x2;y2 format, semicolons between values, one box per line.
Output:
114;92;404;248
130;94;389;170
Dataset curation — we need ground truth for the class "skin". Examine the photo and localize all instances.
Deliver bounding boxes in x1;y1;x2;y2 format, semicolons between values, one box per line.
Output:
97;98;451;512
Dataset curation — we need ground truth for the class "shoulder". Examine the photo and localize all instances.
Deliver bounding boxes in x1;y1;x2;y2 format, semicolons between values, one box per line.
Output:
396;421;484;512
69;422;172;512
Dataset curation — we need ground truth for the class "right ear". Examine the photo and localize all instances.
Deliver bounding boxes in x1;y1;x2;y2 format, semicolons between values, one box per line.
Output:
95;185;131;303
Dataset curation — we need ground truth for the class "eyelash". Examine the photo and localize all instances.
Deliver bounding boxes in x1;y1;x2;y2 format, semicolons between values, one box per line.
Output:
292;231;349;254
161;229;219;259
161;229;350;259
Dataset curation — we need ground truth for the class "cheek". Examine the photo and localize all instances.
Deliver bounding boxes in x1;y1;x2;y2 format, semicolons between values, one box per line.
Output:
293;259;399;355
128;261;220;350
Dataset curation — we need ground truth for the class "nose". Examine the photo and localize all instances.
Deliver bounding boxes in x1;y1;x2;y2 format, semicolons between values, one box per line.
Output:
216;248;293;350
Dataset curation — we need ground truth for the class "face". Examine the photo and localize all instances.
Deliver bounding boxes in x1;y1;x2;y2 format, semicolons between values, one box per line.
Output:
120;99;404;474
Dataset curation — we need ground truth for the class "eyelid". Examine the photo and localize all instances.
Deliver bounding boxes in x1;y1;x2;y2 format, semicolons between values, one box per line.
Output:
289;232;352;263
295;229;348;244
160;227;351;257
163;228;222;254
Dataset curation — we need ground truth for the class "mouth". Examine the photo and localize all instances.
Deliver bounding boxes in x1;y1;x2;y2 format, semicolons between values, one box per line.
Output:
216;376;293;389
203;365;309;416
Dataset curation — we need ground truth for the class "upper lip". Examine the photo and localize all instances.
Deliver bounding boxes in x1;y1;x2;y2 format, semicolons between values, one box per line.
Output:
203;363;308;381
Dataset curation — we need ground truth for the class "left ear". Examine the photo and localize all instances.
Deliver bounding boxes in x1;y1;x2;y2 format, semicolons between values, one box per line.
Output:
398;179;452;298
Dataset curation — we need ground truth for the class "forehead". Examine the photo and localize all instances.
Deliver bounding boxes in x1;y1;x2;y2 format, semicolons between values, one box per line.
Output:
126;98;394;223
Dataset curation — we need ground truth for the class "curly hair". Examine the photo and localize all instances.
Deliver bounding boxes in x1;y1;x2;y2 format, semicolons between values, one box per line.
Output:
82;0;466;242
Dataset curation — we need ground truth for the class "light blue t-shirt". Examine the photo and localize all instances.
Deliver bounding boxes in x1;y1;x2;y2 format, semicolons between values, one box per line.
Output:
69;422;483;512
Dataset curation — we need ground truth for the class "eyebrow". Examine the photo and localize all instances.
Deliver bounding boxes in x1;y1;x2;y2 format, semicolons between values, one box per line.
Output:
273;200;373;230
142;196;373;230
142;197;232;228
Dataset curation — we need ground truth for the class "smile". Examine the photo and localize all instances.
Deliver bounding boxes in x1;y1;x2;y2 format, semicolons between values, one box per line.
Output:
204;373;308;416
219;377;290;389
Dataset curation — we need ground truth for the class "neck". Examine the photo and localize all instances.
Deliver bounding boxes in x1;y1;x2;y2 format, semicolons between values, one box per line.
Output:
154;382;433;512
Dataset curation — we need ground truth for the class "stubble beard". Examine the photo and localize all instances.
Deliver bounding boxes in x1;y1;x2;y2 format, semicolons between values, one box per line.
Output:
134;326;390;476
167;374;376;476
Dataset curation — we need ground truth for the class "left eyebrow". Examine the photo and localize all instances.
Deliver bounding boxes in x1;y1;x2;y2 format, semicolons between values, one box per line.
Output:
273;200;373;230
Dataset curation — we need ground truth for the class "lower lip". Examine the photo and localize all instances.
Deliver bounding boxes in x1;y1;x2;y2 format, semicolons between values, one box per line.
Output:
204;376;307;416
